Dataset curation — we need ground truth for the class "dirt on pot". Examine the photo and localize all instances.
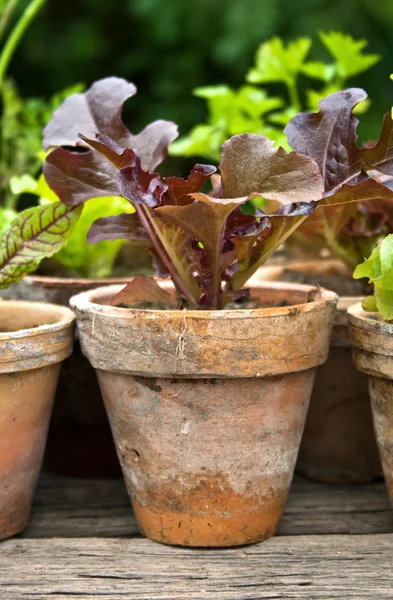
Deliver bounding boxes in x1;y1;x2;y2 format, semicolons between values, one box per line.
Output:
0;301;74;540
348;304;393;507
251;260;382;483
71;281;337;547
0;275;129;478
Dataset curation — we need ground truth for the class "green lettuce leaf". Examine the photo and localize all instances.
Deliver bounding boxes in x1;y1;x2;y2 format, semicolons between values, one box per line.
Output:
354;234;393;321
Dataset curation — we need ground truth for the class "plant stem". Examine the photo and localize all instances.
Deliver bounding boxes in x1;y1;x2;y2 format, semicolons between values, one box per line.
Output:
0;0;20;44
0;0;46;91
135;204;198;306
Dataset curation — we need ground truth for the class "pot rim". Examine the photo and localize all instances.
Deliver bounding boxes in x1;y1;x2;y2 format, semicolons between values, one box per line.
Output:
70;281;338;378
0;300;75;340
348;302;393;334
22;274;131;289
249;258;352;281
70;280;338;320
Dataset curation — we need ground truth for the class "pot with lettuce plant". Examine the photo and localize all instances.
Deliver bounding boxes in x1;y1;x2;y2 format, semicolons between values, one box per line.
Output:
167;29;387;483
4;83;391;547
0;78;179;477
248;89;393;483
348;233;393;510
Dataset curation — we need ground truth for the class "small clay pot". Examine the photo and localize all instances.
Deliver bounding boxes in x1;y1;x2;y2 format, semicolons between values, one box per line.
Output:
251;260;382;483
0;300;74;540
0;275;129;478
348;304;393;507
71;281;337;547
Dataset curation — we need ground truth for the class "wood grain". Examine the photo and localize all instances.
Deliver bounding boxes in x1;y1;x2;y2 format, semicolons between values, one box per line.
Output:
23;473;393;538
1;535;393;599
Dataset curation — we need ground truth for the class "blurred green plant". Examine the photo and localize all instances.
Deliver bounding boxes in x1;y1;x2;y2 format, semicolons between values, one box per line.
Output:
0;0;47;217
0;0;136;279
170;32;380;161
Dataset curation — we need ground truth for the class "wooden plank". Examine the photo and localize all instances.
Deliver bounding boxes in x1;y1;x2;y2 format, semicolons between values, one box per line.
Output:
1;534;393;599
23;473;393;538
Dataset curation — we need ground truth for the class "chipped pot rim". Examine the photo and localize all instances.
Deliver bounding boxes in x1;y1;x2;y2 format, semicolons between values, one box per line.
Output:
70;281;338;321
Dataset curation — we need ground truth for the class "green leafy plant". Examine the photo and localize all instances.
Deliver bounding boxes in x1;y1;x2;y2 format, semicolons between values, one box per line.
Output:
0;201;81;287
0;0;48;213
170;32;379;162
9;172;135;278
2;78;393;310
354;234;393;321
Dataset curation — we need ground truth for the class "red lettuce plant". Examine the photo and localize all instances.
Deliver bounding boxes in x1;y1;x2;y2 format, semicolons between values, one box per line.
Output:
283;90;393;269
2;79;393;309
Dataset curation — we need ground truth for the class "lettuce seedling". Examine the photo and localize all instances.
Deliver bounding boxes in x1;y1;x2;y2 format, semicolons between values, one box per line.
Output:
2;80;393;310
354;234;393;321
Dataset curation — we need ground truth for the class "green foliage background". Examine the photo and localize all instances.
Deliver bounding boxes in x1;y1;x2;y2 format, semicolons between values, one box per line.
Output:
5;0;393;148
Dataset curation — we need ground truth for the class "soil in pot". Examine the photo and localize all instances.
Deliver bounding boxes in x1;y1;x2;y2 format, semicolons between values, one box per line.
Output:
71;281;337;547
348;305;393;507
0;301;74;540
250;260;382;483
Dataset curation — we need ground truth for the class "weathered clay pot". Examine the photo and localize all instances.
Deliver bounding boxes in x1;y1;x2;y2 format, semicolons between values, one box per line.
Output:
250;260;382;483
0;300;74;540
0;275;129;478
348;304;393;507
71;281;337;547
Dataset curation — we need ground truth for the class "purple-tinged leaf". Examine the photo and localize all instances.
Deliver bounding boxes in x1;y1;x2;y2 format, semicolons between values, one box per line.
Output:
44;77;178;171
319;178;393;208
43;146;129;206
256;201;318;218
88;212;148;243
218;134;324;203
230;202;317;289
81;133;166;207
164;164;217;206
284;88;367;192
44;77;137;149
362;113;393;176
344;202;388;237
225;207;260;236
44;136;164;208
111;276;177;308
157;193;245;308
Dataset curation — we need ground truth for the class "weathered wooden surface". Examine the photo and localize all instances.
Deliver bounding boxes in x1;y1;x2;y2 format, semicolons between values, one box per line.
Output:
1;473;393;599
1;535;393;599
23;473;393;538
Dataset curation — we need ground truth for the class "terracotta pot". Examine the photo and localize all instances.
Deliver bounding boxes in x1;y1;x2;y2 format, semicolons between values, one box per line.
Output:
348;304;393;507
71;281;337;547
0;300;74;540
0;275;129;478
251;260;382;483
